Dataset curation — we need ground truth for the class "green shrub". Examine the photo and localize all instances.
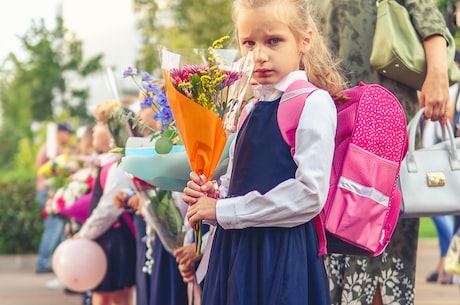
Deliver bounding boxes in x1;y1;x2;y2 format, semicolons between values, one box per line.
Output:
0;167;43;254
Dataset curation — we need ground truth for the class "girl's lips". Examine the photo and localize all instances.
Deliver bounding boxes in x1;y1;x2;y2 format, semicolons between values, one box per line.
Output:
254;69;273;76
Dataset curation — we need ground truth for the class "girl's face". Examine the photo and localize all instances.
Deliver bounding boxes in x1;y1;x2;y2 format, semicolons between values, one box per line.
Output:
92;123;112;154
236;5;311;85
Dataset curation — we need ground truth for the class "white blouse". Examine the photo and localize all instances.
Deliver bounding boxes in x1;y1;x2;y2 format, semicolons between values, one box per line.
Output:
215;71;337;229
79;153;132;240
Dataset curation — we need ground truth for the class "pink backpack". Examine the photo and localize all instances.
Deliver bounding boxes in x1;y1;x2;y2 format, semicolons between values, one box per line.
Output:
240;80;408;256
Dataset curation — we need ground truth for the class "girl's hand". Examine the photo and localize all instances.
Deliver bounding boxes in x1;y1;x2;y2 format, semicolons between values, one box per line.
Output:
178;261;197;283
113;191;129;209
127;194;142;215
173;244;202;283
182;172;219;206
186;196;217;229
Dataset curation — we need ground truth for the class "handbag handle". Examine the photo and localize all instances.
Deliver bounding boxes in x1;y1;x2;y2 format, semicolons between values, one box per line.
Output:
405;108;460;172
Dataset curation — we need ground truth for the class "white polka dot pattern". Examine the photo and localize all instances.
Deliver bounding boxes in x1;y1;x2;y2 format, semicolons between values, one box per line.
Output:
350;86;407;163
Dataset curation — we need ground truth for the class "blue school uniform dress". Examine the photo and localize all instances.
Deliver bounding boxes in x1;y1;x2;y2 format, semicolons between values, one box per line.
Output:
149;231;188;305
202;90;330;305
133;214;150;305
86;164;136;292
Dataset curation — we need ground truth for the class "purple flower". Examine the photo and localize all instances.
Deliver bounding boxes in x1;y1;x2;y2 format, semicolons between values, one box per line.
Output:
156;93;169;107
123;67;137;78
141;71;153;82
143;81;158;93
221;71;243;87
160;107;174;125
142;95;153;108
169;64;209;80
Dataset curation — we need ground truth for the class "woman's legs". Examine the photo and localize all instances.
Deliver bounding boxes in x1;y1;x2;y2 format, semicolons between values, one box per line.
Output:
432;216;454;257
430;216;454;283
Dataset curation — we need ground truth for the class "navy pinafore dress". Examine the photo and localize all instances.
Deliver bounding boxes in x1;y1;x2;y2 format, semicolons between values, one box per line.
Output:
149;231;188;305
201;97;330;305
89;165;136;292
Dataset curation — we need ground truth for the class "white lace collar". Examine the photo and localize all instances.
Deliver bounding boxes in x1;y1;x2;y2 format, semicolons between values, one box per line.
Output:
253;71;309;101
98;152;121;166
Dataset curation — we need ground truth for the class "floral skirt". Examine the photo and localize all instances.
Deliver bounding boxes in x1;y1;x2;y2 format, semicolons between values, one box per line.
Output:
325;218;419;305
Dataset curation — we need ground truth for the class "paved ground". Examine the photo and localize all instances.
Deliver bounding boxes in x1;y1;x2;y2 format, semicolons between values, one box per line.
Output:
0;238;459;305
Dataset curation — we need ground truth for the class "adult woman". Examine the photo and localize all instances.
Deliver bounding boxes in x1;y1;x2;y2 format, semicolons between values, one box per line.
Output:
314;1;450;304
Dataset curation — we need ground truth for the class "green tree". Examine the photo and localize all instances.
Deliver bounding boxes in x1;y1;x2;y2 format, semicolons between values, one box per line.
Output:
1;16;103;130
131;0;234;74
170;0;234;47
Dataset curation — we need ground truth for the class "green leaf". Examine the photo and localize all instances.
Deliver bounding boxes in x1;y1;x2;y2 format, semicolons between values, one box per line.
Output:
154;137;173;154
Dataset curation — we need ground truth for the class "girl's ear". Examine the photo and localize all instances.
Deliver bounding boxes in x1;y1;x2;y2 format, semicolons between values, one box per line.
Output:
299;29;313;54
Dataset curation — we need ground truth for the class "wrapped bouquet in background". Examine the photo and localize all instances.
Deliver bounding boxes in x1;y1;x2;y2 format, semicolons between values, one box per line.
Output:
129;174;185;255
120;70;187;256
43;165;98;222
38;154;82;191
160;36;254;254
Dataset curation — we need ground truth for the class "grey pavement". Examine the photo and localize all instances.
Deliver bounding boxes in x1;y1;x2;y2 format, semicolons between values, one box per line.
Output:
0;238;459;305
0;255;81;305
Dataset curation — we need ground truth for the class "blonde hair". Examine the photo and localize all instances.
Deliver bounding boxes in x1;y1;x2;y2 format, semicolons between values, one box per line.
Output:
232;0;347;100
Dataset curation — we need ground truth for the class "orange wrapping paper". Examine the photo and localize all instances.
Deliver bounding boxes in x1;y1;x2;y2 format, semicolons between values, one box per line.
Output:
163;70;228;180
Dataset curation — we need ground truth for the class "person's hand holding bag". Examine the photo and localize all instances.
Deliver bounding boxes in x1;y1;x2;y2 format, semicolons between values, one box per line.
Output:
419;35;450;121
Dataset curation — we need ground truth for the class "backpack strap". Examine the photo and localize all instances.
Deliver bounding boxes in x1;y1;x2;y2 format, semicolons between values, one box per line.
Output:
100;162;136;237
99;163;112;188
278;79;318;156
278;79;328;256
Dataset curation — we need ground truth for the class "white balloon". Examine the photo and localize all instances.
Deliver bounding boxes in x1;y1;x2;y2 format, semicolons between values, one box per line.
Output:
52;239;107;292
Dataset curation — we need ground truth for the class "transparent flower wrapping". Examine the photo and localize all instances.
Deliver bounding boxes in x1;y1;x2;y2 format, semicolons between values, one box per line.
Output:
160;37;254;254
129;174;185;254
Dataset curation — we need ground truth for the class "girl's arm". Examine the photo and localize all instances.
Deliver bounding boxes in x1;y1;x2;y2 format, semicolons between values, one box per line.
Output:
78;164;132;239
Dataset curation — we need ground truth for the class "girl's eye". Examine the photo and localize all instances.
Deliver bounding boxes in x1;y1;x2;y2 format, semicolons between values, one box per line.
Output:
269;38;280;45
242;41;255;48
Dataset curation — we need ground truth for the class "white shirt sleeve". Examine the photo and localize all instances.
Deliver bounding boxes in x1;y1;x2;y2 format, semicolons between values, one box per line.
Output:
216;89;337;229
79;164;132;240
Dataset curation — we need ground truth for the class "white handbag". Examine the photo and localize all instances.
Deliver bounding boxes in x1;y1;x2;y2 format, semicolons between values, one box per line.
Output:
399;108;460;218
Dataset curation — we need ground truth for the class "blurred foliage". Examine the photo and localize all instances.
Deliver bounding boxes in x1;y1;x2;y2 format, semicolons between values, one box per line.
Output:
0;124;26;170
0;15;102;170
169;0;234;47
132;0;234;75
0;168;42;254
0;16;103;135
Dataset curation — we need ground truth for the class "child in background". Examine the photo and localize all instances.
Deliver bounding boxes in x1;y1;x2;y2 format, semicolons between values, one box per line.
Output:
75;104;142;305
182;0;346;304
113;101;189;305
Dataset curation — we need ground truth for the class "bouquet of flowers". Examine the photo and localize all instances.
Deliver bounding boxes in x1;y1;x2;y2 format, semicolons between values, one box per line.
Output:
38;154;83;191
122;68;180;154
43;165;98;222
129;174;185;254
118;70;189;254
161;36;254;254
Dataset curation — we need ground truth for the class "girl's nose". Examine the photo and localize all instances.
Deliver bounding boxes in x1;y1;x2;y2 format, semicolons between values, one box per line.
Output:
253;47;268;63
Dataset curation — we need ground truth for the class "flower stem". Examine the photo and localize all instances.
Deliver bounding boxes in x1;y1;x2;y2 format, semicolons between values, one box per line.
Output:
195;220;202;256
